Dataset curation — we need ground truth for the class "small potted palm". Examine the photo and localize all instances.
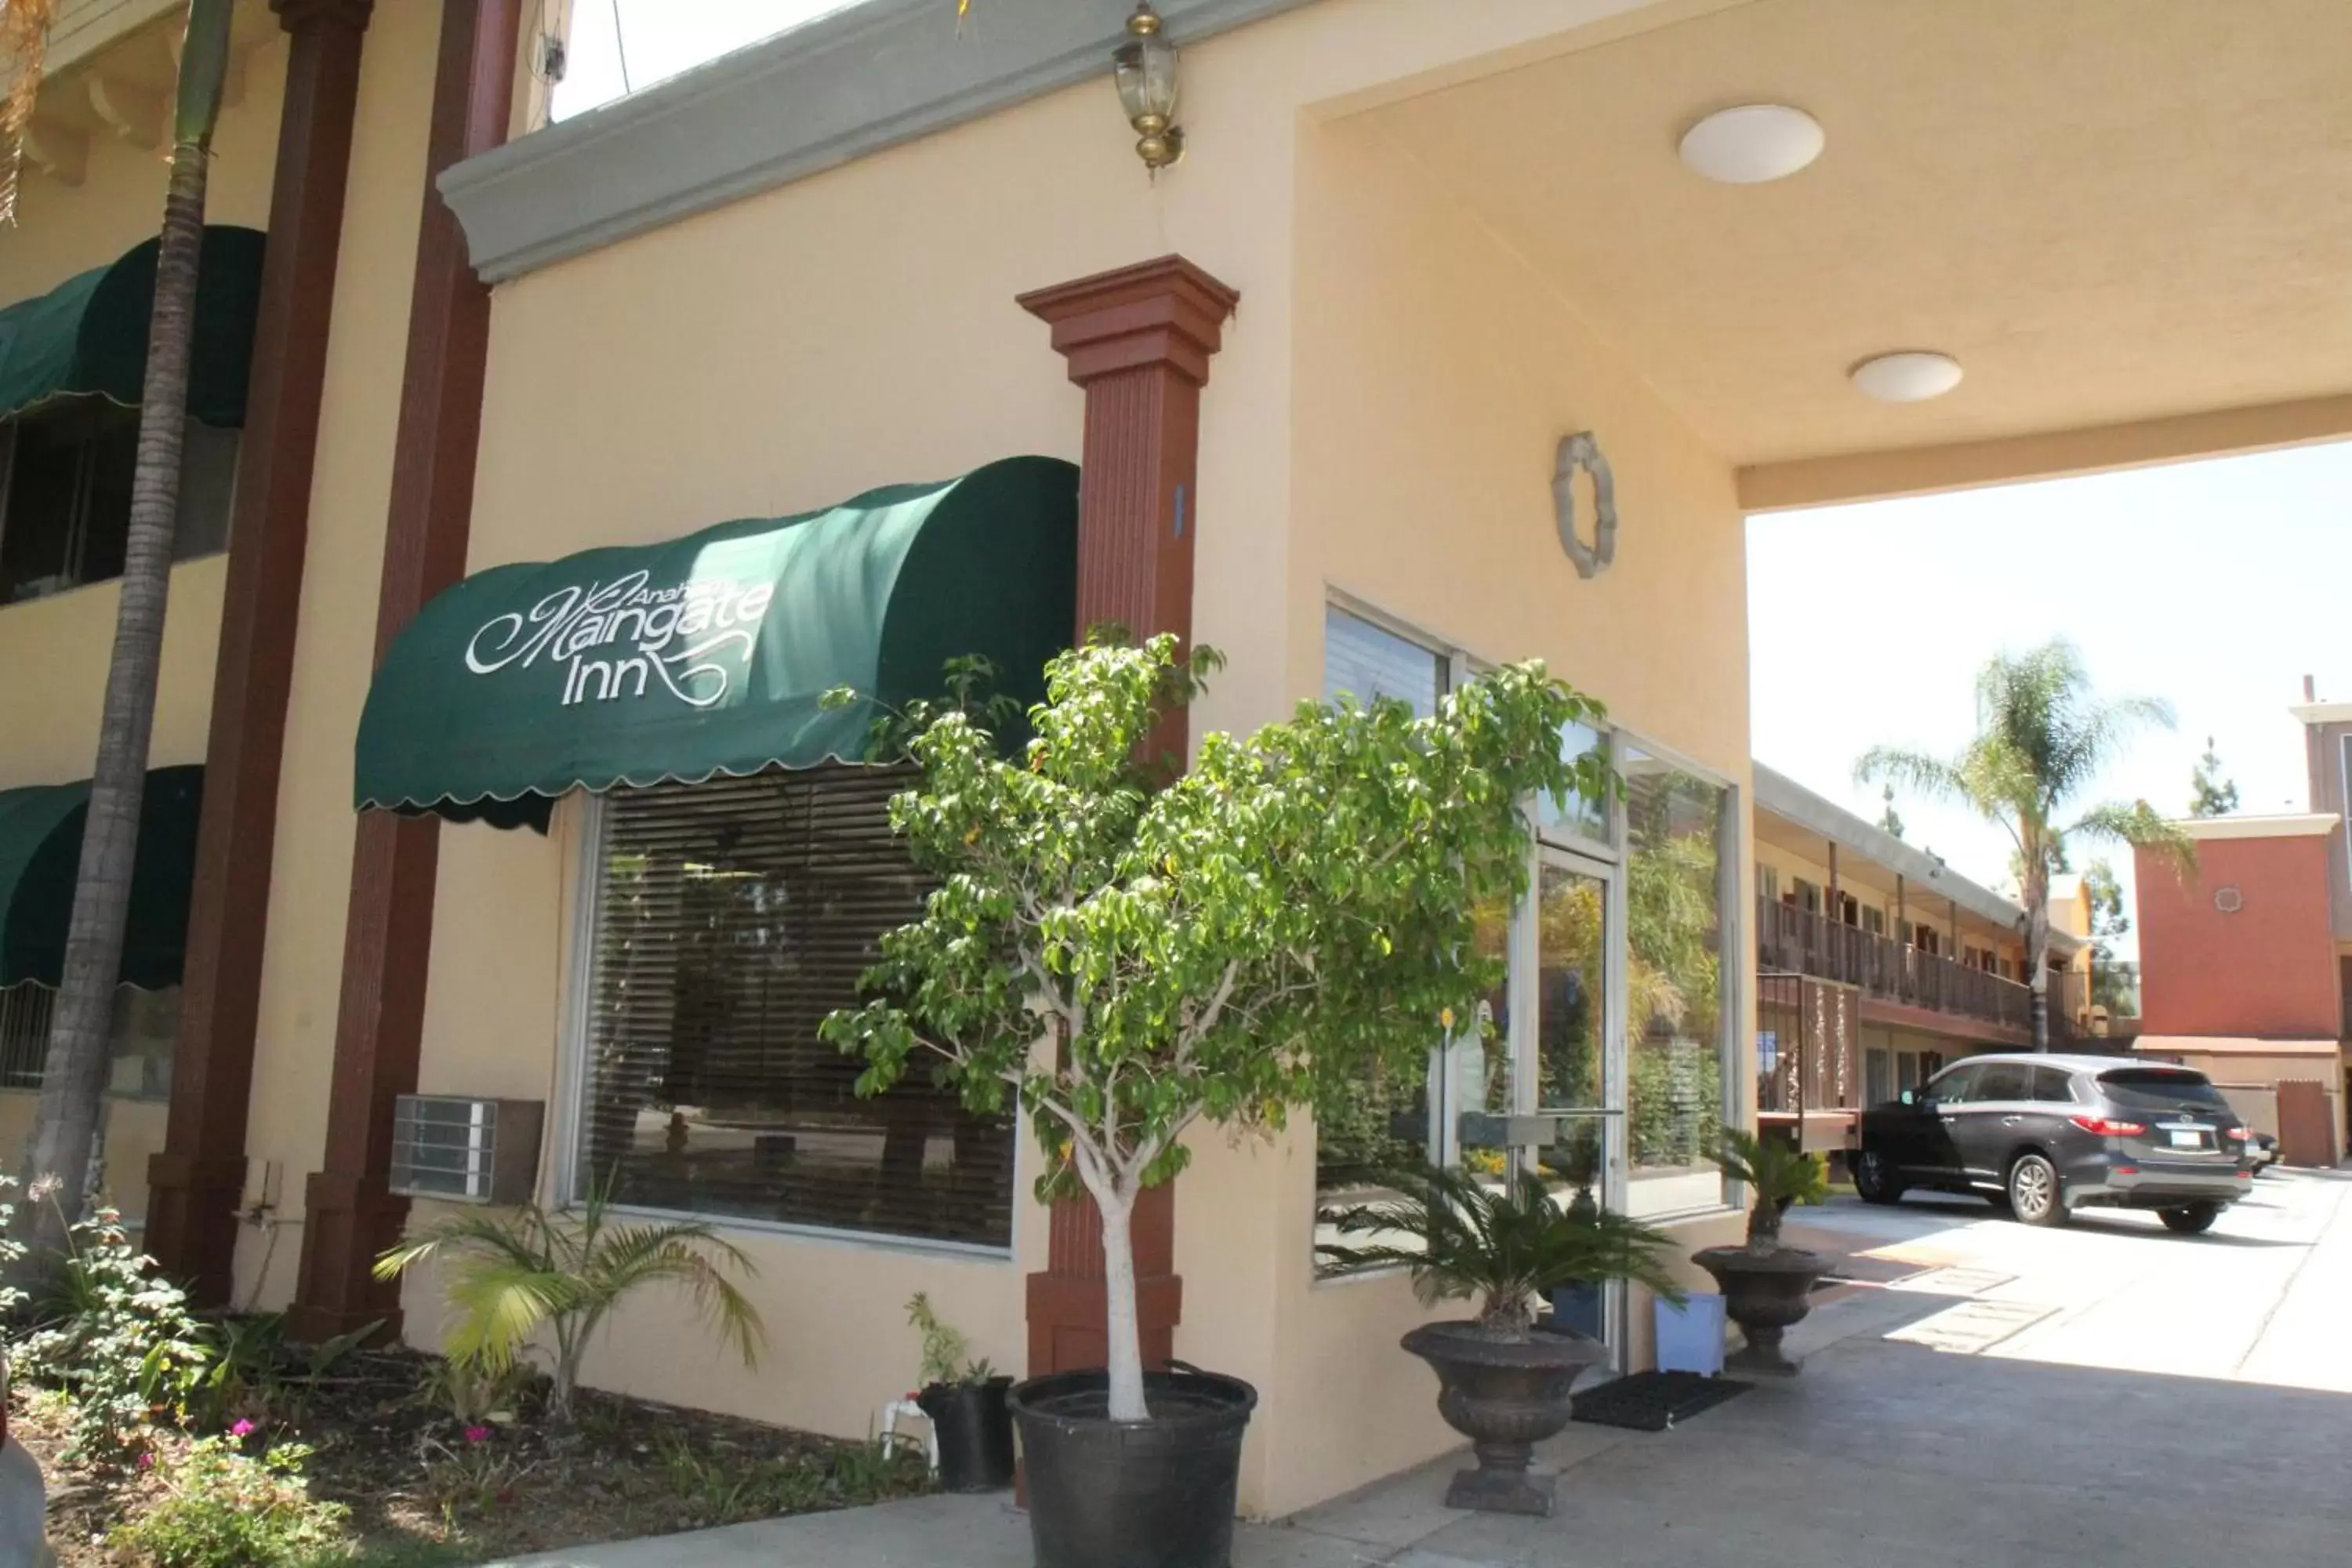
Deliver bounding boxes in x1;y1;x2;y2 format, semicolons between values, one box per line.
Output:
1319;1163;1681;1517
905;1294;1014;1493
1693;1126;1830;1375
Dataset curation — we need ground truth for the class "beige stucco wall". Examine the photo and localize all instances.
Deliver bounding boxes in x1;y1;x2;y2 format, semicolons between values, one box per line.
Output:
397;0;1773;1523
228;0;448;1310
0;1091;166;1221
1244;110;1759;1515
2164;1051;2343;1144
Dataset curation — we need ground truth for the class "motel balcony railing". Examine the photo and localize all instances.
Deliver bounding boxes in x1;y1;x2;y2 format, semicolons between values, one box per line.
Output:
1755;898;2088;1044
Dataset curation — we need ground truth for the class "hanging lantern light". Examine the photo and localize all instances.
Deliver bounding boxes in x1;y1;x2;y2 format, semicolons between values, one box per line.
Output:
1112;2;1183;171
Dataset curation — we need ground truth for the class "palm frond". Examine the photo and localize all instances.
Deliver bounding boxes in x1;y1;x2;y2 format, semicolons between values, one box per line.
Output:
2067;799;2196;881
437;1259;585;1371
1853;746;1965;804
1319;1163;1682;1329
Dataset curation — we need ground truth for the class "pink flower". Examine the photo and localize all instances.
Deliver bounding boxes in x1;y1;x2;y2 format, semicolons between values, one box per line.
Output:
136;1453;154;1471
463;1425;491;1445
230;1419;256;1439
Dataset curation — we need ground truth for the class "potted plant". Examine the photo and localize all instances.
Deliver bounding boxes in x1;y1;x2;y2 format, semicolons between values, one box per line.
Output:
823;634;1604;1568
906;1294;1014;1493
1319;1163;1681;1517
1692;1126;1831;1375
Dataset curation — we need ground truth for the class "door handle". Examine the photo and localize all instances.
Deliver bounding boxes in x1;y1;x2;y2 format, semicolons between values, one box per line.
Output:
2001;1116;2022;1127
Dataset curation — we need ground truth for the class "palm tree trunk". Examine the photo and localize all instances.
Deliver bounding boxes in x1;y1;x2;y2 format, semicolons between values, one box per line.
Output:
2024;862;2052;1053
9;0;234;1270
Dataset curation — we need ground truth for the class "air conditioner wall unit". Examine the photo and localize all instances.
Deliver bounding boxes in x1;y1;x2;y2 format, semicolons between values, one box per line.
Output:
389;1095;543;1206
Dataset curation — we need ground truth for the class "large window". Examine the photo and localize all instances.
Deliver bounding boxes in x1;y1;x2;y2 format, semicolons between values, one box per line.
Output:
574;766;1015;1250
1621;748;1736;1218
0;404;236;604
1311;604;1453;1190
0;982;176;1099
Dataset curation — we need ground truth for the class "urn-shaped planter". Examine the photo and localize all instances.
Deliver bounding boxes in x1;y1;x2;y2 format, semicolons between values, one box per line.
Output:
1400;1320;1606;1516
1691;1244;1827;1375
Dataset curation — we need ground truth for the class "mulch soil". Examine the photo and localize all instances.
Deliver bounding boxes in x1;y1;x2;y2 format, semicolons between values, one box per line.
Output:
13;1344;933;1566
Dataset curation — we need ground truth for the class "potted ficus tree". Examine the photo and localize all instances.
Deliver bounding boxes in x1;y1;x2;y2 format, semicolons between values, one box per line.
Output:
905;1293;1014;1493
1318;1164;1680;1516
1693;1126;1831;1375
822;633;1604;1568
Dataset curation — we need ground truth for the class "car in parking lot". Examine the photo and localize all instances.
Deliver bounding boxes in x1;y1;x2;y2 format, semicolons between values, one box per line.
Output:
1851;1053;2252;1233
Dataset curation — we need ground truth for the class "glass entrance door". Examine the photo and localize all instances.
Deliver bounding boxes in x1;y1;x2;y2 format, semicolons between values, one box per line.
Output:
1515;848;1624;1363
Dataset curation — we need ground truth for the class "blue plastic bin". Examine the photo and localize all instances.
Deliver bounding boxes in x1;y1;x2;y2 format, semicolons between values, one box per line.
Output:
1654;1291;1726;1376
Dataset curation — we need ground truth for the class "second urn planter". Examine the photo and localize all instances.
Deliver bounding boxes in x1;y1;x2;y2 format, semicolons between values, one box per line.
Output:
1691;1244;1827;1375
1401;1320;1605;1515
1704;1125;1834;1374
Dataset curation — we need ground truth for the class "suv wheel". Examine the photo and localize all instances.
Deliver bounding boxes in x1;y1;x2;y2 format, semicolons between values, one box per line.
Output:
2160;1203;2220;1236
1853;1149;1905;1206
2006;1152;2067;1228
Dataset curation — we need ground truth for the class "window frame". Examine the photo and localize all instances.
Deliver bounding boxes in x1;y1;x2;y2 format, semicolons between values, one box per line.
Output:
554;786;1023;1263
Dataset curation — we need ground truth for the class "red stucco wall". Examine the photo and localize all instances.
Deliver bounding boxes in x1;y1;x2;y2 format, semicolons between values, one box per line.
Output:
2136;833;2343;1038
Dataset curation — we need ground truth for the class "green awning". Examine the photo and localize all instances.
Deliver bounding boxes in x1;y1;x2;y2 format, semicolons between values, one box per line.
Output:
354;456;1080;829
0;226;266;427
0;766;206;989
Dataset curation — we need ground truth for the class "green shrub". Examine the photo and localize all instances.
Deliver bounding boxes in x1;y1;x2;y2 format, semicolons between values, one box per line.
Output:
14;1204;209;1462
110;1436;353;1567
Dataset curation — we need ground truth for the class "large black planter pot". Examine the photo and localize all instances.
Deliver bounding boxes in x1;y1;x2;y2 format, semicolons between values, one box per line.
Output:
1693;1244;1828;1376
1008;1367;1257;1568
916;1376;1015;1493
1400;1320;1606;1518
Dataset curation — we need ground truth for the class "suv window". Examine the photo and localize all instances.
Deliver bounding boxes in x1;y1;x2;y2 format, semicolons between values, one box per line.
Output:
1972;1062;2033;1102
1925;1063;1981;1104
2098;1069;2230;1112
2031;1066;2079;1104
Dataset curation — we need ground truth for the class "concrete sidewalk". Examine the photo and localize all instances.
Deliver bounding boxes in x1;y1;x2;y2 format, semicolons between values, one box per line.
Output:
492;1172;2352;1568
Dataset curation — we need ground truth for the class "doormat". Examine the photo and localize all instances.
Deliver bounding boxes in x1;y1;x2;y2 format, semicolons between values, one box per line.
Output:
1570;1370;1751;1432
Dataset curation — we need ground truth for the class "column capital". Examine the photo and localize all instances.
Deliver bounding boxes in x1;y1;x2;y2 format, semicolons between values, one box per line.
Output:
1018;254;1240;387
273;0;373;35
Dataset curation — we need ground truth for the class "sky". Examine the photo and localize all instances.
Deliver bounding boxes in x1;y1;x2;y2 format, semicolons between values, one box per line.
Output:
1748;440;2352;959
548;0;876;121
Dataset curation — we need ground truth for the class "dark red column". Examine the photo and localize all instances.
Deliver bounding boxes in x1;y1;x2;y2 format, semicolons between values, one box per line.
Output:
145;0;374;1306
1015;256;1239;1378
285;0;521;1342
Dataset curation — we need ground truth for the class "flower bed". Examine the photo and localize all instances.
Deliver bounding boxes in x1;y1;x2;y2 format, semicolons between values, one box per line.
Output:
13;1342;930;1566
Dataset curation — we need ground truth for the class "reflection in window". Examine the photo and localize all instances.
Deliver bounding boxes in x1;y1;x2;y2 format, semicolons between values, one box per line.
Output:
0;981;177;1100
1537;720;1609;846
578;767;1014;1247
1623;750;1733;1218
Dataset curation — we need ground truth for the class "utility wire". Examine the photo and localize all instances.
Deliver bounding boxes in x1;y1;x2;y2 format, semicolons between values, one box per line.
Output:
611;0;633;95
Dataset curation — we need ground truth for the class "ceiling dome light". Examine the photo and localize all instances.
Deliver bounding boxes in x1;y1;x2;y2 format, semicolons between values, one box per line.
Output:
1849;351;1965;403
1677;104;1824;183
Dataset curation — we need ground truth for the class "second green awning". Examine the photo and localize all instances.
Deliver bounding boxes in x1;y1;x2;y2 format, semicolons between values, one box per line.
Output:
0;225;267;427
0;766;206;989
354;456;1080;826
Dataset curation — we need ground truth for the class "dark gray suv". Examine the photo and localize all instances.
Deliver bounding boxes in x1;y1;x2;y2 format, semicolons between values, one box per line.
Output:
1853;1054;2252;1234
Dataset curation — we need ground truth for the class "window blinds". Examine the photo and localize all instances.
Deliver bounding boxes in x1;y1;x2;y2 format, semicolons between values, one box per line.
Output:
580;765;1015;1247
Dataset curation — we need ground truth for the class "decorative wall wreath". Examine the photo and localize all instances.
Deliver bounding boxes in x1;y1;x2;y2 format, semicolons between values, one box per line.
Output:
1552;430;1617;579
